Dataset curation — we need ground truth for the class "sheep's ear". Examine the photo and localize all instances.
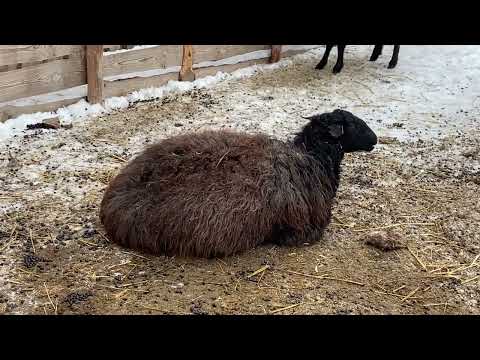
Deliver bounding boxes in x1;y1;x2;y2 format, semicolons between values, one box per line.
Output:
327;123;344;138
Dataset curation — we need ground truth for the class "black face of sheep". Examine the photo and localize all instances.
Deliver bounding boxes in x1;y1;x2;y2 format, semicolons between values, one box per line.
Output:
100;109;378;258
301;109;377;153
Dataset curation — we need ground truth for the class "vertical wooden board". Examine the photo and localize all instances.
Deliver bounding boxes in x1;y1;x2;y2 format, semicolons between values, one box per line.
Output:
86;45;104;104
0;45;84;67
0;57;86;103
179;45;195;81
270;45;282;63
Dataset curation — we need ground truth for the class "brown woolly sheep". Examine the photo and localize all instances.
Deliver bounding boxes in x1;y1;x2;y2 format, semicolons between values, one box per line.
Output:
100;109;378;258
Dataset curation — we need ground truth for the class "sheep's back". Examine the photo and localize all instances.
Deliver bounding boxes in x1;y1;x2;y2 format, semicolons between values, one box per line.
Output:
100;130;338;257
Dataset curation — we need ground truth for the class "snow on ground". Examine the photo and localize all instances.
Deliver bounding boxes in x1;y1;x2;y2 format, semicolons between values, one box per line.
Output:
1;45;479;144
1;45;480;314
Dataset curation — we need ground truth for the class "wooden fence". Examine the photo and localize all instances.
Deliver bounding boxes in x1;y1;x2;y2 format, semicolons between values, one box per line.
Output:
0;45;317;122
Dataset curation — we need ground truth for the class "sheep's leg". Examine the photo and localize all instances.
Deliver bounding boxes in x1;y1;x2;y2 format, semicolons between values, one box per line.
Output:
302;227;325;245
332;44;346;74
388;45;400;69
370;45;383;61
271;224;324;247
315;44;334;70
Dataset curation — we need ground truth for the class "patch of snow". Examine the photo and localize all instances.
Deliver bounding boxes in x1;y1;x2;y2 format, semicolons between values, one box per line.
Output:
103;96;130;112
0;112;57;141
56;99;106;125
0;85;87;108
0;202;23;215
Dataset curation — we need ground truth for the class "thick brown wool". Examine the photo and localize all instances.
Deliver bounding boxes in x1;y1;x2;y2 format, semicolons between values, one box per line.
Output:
100;130;337;258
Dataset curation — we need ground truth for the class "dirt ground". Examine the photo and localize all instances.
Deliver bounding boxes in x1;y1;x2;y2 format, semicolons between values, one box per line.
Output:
1;48;479;314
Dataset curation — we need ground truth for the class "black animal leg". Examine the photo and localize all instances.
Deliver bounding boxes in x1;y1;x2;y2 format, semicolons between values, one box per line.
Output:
388;45;400;69
332;45;346;74
370;45;383;61
272;225;324;247
316;44;334;70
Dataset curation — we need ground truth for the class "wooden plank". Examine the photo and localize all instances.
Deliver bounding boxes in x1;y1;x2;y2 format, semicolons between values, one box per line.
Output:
270;45;282;63
104;45;122;52
0;97;84;123
192;45;270;64
195;58;270;79
1;56;71;73
103;45;182;78
0;64;17;72
86;45;104;104
0;45;84;67
179;45;195;81
0;57;86;103
104;72;179;98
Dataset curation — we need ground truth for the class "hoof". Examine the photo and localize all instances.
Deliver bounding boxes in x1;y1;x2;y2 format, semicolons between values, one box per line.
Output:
332;66;343;74
387;62;398;69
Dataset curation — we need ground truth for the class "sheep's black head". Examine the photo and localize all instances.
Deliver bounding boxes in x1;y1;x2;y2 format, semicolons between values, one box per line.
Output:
299;109;377;153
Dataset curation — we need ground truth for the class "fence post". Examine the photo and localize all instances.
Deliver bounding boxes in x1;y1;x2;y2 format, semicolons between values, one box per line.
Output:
86;45;104;104
270;45;282;63
179;45;195;81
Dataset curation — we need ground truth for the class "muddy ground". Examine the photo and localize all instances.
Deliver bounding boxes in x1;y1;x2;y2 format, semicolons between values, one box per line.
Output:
1;47;479;314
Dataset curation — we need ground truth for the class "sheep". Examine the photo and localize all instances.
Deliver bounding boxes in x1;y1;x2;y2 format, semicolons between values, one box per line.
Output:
316;45;400;73
99;109;378;258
